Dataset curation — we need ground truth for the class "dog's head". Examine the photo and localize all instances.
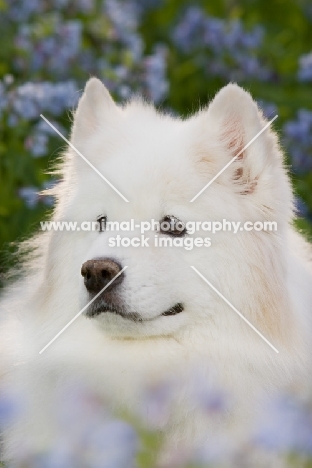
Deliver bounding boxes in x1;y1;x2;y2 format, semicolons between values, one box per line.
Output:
46;78;293;342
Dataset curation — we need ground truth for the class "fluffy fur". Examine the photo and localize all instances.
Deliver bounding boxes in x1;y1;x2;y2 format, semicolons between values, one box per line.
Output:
1;78;312;467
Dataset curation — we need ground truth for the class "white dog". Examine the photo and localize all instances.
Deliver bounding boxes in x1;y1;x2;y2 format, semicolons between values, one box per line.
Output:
1;78;312;467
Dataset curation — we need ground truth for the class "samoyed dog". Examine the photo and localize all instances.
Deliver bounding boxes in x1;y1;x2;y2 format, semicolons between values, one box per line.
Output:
1;78;312;467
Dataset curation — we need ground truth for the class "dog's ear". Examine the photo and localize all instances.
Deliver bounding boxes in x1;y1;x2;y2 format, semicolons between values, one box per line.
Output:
71;78;118;146
206;83;280;196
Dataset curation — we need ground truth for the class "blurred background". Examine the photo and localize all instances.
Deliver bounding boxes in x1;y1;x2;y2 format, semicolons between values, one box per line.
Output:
0;1;312;466
0;0;312;286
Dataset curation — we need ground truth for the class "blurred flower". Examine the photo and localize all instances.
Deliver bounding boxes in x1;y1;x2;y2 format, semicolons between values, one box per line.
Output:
0;389;20;429
8;378;139;468
253;395;312;455
105;0;140;32
298;52;312;81
3;74;14;86
25;132;48;157
189;370;226;415
192;433;236;466
84;419;138;468
15;19;82;77
137;380;175;429
173;7;269;82
18;186;39;208
10;81;79;120
35;119;67;136
18;180;56;207
283;109;312;173
144;45;169;102
5;0;41;22
0;81;9;118
257;100;278;120
24;117;68;158
294;196;309;218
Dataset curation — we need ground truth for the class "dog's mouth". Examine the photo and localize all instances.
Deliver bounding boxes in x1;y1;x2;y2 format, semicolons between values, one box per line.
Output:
85;299;184;322
161;303;184;316
85;300;141;321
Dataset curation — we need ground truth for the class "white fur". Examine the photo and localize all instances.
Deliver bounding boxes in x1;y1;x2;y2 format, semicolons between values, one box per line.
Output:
1;79;312;466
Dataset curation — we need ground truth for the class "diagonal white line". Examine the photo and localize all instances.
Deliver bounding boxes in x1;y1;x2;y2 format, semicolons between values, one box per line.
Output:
190;115;278;202
39;266;128;354
190;266;279;354
40;114;129;203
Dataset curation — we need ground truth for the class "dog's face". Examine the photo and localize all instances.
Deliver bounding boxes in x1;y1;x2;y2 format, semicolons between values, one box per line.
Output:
49;78;292;340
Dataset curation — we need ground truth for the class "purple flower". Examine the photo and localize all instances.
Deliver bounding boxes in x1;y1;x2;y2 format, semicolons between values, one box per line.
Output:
137;380;175;429
25;132;48;157
257;100;278;120
9;81;79;119
84;419;138;468
298;52;312;81
294;197;309;218
283;109;312;173
144;45;169;102
18;186;39;208
253;395;312;455
173;7;269;82
9;379;139;467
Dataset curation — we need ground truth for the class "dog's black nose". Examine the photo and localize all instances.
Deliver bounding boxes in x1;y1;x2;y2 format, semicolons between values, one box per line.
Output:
81;259;124;293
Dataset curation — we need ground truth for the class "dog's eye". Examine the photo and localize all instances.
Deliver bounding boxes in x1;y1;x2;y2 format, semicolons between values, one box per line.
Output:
97;215;107;232
159;215;187;237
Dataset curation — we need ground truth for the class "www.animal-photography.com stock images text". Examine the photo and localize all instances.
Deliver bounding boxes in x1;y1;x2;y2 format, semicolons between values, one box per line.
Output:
0;1;312;468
